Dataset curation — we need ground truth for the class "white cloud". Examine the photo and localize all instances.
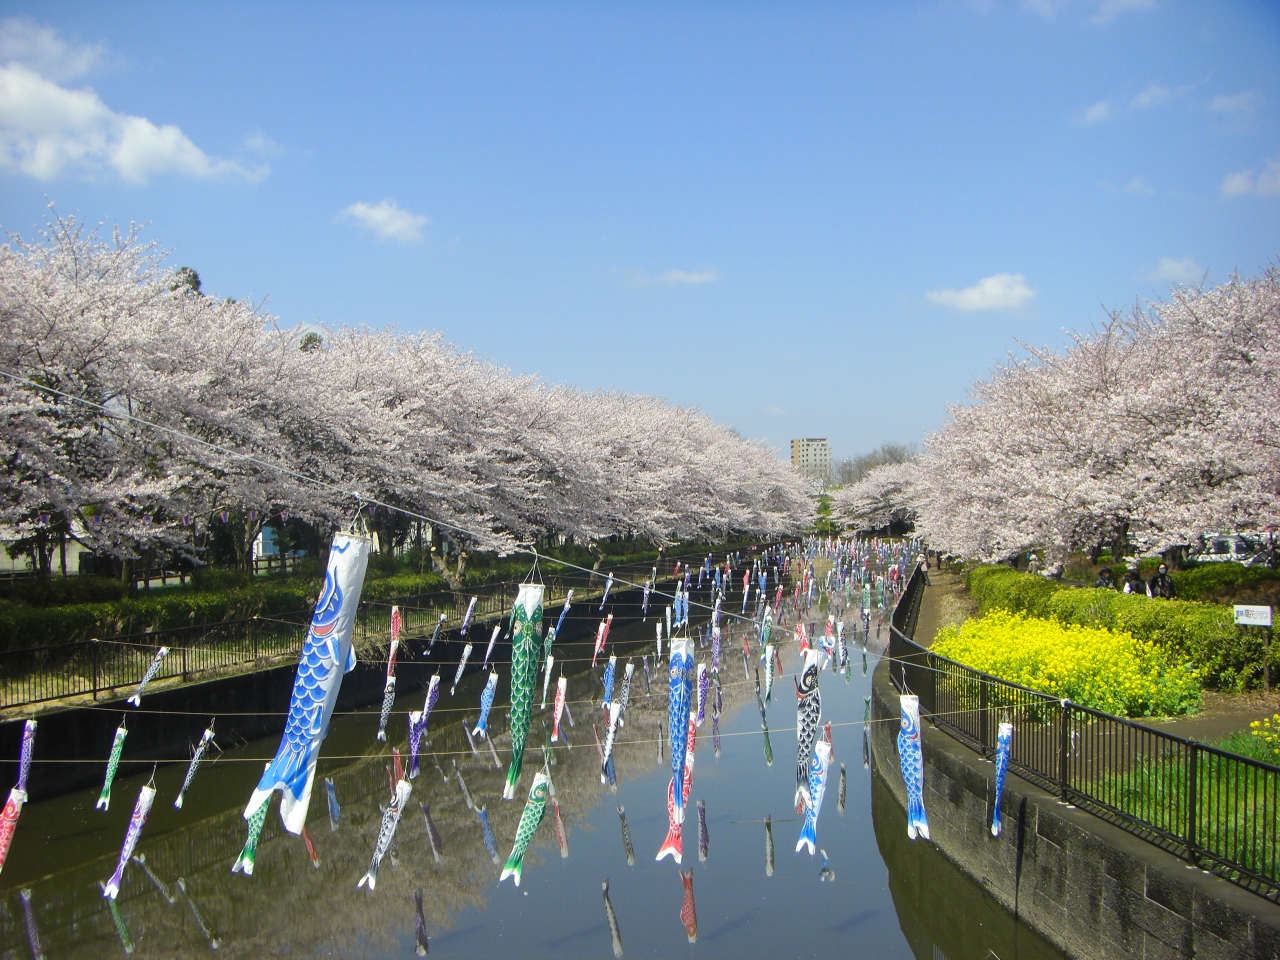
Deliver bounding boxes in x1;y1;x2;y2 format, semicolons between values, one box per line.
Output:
1210;90;1259;116
1021;0;1155;23
1089;0;1156;25
0;17;103;82
1125;175;1155;195
1080;99;1113;124
624;267;722;286
656;268;720;285
0;63;263;183
1221;158;1280;198
1208;89;1260;133
1148;257;1203;285
926;273;1036;312
340;200;428;243
1130;84;1170;109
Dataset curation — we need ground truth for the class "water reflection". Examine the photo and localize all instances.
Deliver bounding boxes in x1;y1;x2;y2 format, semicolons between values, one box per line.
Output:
0;613;1065;959
872;740;1067;960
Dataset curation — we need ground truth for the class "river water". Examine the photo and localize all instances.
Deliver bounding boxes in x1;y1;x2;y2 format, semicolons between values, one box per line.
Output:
0;609;1065;960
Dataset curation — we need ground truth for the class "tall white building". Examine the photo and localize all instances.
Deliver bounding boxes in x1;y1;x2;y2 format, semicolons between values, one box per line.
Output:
790;438;831;482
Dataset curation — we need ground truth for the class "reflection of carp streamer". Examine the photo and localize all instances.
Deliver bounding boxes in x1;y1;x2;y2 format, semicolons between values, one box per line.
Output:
245;534;371;835
500;771;549;886
359;779;411;890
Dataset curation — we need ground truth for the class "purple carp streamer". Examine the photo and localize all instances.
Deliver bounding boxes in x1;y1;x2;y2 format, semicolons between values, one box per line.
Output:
103;778;156;899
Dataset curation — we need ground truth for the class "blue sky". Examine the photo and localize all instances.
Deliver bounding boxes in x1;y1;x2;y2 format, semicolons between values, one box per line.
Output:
1;1;1277;462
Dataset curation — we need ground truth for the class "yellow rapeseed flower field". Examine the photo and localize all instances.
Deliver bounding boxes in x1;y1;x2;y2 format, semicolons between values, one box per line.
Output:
934;609;1201;717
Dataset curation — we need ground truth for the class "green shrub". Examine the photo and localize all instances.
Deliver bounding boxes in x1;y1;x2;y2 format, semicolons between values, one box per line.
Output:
1172;563;1280;602
964;564;1264;692
964;564;1060;618
0;575;128;607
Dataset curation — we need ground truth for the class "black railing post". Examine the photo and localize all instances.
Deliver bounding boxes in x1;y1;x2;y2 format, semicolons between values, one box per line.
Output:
182;644;189;681
1059;700;1071;800
252;617;259;661
91;638;99;701
979;676;990;758
1186;743;1199;865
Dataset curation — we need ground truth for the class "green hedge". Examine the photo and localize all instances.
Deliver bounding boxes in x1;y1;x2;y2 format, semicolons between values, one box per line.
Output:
0;571;447;651
0;537;757;652
963;565;1265;691
1170;563;1280;602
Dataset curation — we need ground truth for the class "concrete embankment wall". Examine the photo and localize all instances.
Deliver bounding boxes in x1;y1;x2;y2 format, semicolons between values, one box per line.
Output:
869;659;1280;960
0;586;642;801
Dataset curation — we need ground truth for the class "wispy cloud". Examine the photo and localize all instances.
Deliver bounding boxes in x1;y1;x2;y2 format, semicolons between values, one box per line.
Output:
1130;84;1170;109
1079;99;1113;124
1021;0;1155;24
1125;176;1155;195
0;16;104;81
926;273;1036;312
1221;157;1280;198
1209;89;1260;131
339;200;428;243
1147;257;1203;285
1210;90;1259;117
1089;0;1155;25
624;268;722;286
0;62;265;183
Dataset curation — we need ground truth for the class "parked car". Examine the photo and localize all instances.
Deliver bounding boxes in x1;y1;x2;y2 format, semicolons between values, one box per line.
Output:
1190;533;1269;566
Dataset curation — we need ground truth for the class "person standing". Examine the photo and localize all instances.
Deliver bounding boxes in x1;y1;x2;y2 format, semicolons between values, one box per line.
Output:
1148;563;1177;599
1121;567;1144;594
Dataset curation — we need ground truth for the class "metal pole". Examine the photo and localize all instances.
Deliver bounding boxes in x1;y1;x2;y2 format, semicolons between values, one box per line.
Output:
1185;742;1199;865
1059;700;1071;801
91;638;99;701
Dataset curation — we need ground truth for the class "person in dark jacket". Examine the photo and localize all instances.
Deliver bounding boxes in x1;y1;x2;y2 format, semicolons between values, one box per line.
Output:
1094;567;1115;589
1121;568;1144;594
1148;563;1177;599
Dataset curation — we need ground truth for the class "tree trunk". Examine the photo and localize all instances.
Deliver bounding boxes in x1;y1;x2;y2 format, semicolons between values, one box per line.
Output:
430;546;466;590
1111;521;1130;567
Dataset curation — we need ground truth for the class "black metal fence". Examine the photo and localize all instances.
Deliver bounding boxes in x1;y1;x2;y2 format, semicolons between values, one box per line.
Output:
887;566;1280;902
0;547;752;711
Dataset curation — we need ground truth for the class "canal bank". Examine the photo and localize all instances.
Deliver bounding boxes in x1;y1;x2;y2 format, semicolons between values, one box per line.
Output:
0;584;645;801
870;657;1280;960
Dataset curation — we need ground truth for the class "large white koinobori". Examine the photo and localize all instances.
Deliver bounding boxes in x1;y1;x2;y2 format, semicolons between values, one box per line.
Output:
245;532;371;834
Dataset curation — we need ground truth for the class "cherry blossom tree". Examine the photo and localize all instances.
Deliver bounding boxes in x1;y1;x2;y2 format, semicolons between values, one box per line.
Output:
908;264;1280;561
0;215;813;570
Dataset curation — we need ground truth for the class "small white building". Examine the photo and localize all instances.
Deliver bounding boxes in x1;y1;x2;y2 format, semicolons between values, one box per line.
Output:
791;438;832;483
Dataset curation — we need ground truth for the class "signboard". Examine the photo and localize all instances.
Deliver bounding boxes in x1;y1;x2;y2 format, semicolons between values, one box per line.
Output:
1234;605;1273;627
